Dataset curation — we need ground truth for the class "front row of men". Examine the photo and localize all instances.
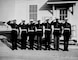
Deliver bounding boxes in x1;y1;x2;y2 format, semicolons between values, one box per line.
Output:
7;18;71;51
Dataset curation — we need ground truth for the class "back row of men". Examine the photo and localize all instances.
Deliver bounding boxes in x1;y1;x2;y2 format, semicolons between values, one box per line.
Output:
7;18;71;51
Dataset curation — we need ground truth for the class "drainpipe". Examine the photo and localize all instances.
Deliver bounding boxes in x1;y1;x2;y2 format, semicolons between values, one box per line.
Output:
52;4;55;20
51;4;55;40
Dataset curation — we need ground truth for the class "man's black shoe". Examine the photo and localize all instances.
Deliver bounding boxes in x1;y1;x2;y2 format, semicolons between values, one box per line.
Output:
63;50;69;51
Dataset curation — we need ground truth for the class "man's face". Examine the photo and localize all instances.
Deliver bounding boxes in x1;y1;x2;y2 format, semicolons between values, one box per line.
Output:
46;19;49;23
38;21;40;24
56;19;58;22
30;21;33;24
13;20;16;23
22;21;25;24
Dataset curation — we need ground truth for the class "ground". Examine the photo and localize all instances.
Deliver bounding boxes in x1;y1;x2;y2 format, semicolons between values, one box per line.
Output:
0;35;78;60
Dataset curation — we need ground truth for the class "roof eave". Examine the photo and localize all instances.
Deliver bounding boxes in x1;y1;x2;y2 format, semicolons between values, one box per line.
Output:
47;1;78;4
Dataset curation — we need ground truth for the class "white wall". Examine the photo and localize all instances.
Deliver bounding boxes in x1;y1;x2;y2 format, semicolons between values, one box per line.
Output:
0;0;78;24
15;0;28;23
14;0;52;24
0;0;15;22
0;0;52;23
69;3;78;42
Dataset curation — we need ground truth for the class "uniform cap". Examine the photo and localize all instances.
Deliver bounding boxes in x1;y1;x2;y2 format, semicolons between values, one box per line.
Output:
13;19;16;21
37;20;40;22
30;19;33;22
46;19;49;21
56;18;59;20
12;19;16;22
65;18;68;20
22;20;25;22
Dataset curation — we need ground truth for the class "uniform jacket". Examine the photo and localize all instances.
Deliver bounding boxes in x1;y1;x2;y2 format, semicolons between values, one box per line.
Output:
62;22;71;36
51;21;62;35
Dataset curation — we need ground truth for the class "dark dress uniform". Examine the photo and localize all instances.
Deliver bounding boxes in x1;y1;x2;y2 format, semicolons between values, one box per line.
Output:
36;23;43;50
43;22;52;50
19;23;28;49
7;21;18;50
51;20;61;50
28;23;35;50
62;22;71;51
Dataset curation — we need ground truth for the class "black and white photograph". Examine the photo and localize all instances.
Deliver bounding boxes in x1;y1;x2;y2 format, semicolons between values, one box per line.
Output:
0;0;78;60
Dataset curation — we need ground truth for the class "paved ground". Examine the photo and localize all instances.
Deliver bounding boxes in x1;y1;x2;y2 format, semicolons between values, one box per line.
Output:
0;39;78;60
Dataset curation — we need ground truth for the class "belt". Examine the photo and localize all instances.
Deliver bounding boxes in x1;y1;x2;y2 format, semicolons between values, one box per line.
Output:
37;29;42;31
45;29;51;31
29;30;34;32
54;28;60;30
64;28;70;30
12;29;17;31
21;29;27;31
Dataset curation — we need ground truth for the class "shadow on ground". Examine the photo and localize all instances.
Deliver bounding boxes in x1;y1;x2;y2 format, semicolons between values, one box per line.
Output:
1;38;12;50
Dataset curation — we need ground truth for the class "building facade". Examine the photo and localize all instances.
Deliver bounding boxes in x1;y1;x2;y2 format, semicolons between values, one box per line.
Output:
0;0;78;43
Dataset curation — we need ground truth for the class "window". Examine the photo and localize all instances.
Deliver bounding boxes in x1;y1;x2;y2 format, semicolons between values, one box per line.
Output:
29;5;37;21
60;9;67;20
71;25;77;38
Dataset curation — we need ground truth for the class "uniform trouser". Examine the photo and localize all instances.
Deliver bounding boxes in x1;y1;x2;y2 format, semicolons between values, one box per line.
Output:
45;31;51;49
54;35;59;50
64;35;69;50
29;32;35;49
21;31;27;49
11;30;17;49
37;31;42;50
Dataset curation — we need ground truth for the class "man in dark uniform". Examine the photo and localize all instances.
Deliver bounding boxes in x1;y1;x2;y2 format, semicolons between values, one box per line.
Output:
43;19;52;50
19;20;28;49
62;18;71;51
28;19;35;50
7;19;18;50
35;20;43;50
51;18;62;50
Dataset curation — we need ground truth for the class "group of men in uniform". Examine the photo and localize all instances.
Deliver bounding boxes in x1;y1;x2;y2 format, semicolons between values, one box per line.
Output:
7;18;71;51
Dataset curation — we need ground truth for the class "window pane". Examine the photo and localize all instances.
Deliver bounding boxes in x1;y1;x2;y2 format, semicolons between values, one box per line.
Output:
29;5;37;21
60;9;68;20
